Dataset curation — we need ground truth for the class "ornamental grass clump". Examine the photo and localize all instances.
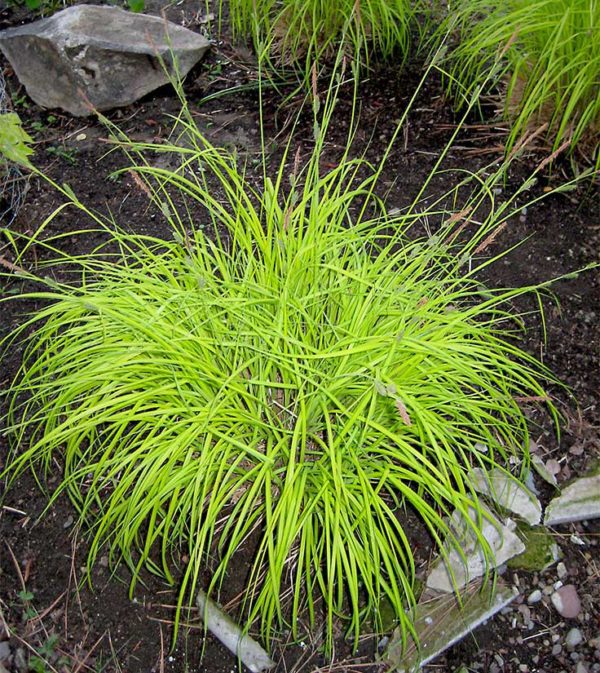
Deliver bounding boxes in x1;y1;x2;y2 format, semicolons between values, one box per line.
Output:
438;0;600;164
229;0;423;77
2;100;559;654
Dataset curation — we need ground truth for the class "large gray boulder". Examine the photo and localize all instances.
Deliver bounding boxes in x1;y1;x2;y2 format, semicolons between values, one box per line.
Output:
0;5;210;116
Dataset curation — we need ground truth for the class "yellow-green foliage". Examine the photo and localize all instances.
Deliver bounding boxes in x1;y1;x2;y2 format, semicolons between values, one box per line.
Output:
229;0;425;75
0;112;34;169
439;0;600;164
2;101;560;655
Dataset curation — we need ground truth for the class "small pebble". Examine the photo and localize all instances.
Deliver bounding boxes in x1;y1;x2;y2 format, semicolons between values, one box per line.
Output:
528;589;543;604
552;643;563;656
14;648;27;673
551;584;582;619
518;604;531;621
576;662;589;673
557;562;568;579
0;641;10;660
567;628;584;649
63;515;74;529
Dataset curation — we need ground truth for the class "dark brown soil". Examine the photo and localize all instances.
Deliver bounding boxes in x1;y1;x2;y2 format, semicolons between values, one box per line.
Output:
0;2;598;673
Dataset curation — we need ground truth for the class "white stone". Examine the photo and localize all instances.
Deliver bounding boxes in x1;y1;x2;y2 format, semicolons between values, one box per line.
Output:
544;473;600;526
469;467;542;525
426;506;526;592
527;589;542;604
0;6;210;116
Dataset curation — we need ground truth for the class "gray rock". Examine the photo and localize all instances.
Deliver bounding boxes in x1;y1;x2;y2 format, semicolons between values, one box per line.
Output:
544;472;600;526
0;5;210;116
551;584;582;619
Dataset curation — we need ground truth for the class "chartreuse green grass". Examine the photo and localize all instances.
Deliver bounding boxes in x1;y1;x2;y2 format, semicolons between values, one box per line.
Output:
437;0;599;164
2;88;561;656
227;0;424;80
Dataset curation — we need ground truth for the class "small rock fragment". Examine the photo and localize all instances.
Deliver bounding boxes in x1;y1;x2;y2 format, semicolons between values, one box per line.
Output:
426;507;525;592
14;648;27;673
566;628;584;649
384;580;516;671
532;454;559;487
0;640;9;661
557;562;568;579
469;467;542;525
527;589;542;604
545;473;600;526
551;584;582;619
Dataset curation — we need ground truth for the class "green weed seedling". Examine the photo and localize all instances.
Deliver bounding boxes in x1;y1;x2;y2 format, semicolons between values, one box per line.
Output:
46;144;77;164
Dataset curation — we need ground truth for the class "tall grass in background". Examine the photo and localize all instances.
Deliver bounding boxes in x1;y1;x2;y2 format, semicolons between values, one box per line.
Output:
438;0;600;165
228;0;426;82
1;74;567;657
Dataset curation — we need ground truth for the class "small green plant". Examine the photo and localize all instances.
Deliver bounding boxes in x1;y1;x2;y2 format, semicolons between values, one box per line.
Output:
122;0;145;12
30;115;58;134
2;87;566;655
46;144;77;164
437;0;600;164
0;112;34;169
229;0;426;79
0;109;33;224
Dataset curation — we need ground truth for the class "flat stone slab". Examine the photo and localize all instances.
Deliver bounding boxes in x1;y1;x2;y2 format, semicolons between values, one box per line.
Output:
544;472;600;526
0;5;210;116
469;467;542;525
426;506;525;592
385;580;517;672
